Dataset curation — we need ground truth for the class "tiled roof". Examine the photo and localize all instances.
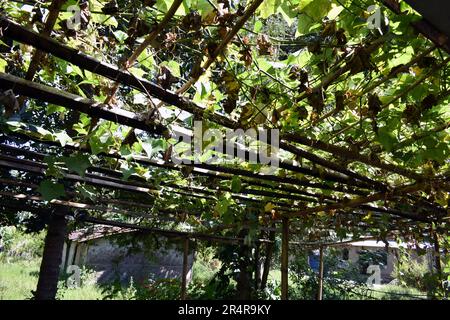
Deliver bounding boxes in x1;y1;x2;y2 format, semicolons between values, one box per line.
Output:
68;225;136;242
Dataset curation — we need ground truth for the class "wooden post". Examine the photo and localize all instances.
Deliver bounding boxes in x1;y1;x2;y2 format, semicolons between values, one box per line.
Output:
35;210;68;300
180;237;189;300
261;224;276;290
59;241;67;272
65;241;76;272
236;220;252;299
432;231;442;276
254;240;261;290
281;217;289;300
317;245;324;300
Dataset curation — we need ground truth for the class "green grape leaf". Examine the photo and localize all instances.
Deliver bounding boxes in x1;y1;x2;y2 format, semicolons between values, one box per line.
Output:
63;154;91;177
377;127;397;152
37;180;65;201
231;176;242;193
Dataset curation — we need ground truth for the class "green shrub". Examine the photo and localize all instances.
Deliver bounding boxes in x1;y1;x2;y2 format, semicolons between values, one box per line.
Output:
393;248;439;295
287;248;371;300
100;277;183;300
0;226;45;261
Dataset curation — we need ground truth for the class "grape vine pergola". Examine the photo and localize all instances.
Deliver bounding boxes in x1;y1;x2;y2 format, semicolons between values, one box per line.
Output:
0;0;449;300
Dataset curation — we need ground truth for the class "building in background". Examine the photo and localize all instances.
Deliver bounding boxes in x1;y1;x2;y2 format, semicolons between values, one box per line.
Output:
308;240;434;284
61;226;195;285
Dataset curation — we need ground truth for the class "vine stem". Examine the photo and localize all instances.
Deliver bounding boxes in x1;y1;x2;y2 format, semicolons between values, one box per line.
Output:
103;0;184;106
156;0;265;108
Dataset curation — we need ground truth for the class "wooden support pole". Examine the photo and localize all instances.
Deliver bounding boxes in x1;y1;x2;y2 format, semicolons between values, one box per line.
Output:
180;237;189;300
34;209;68;300
254;240;261;290
317;246;324;300
260;225;276;290
281;217;289;300
236;227;252;300
432;230;442;276
59;241;67;272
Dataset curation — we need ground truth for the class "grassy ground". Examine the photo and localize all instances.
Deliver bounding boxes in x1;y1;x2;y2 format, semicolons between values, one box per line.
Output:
0;258;428;300
366;284;428;300
0;259;39;300
0;259;104;300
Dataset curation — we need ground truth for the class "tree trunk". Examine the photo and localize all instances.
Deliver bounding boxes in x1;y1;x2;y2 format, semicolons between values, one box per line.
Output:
34;211;67;300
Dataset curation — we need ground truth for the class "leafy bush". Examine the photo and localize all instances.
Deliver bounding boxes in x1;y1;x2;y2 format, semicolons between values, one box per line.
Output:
288;248;374;300
191;247;220;283
393;248;440;297
187;271;237;300
100;277;182;300
0;226;45;261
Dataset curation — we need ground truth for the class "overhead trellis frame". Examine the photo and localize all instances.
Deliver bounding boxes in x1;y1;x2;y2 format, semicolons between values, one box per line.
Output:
0;16;423;187
0;72;378;194
0;141;445;230
0;141;440;225
2;130;347;201
0;0;449;301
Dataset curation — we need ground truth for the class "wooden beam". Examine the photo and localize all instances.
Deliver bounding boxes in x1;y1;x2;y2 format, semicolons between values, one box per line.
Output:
0;176;196;220
127;0;184;68
0;144;361;209
0;132;348;200
0;192;424;247
0;142;435;222
0;72;166;136
105;0;184;104
0;154;160;195
286;181;446;218
0;152;299;211
81;215;275;245
24;0;64;81
0;17;387;188
254;236;261;290
0;16;236;129
279;140;386;187
431;228;442;276
0;191;276;244
0;190;159;220
394;121;450;150
381;0;450;53
0;85;370;194
280;135;423;181
175;0;265;93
